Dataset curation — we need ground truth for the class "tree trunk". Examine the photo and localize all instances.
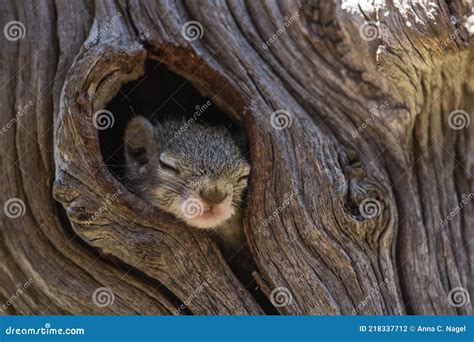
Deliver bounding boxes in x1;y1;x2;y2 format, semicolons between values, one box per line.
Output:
0;0;472;315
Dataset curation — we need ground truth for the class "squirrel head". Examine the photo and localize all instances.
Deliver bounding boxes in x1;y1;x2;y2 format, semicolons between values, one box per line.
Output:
124;116;250;229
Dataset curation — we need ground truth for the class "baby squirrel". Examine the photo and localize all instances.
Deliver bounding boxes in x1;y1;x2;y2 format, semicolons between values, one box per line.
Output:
123;116;251;260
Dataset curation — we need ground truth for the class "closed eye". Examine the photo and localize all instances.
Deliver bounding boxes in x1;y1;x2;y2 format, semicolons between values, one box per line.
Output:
238;175;249;182
159;159;180;174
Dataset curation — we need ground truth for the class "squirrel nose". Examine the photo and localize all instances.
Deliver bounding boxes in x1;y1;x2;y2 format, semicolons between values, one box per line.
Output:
200;188;226;205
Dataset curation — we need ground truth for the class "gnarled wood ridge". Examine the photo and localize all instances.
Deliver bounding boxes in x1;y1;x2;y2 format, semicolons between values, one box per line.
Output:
0;0;472;315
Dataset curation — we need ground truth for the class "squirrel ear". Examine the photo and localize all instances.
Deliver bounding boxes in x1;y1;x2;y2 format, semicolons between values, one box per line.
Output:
124;116;157;165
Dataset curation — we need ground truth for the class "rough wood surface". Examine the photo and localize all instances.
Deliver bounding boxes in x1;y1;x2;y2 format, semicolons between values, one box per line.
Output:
0;0;472;315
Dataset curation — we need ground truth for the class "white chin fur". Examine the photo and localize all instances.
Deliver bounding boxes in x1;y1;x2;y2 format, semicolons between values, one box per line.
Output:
185;214;232;229
178;197;234;229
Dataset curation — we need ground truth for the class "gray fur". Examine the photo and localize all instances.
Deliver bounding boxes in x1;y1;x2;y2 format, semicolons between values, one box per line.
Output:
123;116;250;257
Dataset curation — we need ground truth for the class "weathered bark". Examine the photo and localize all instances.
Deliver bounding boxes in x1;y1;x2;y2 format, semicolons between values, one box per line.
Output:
0;0;472;315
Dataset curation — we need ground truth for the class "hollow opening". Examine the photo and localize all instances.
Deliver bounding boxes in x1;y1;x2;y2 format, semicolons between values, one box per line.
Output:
99;60;246;178
98;60;277;313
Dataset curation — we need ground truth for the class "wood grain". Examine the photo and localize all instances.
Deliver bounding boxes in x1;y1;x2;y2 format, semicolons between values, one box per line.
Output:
0;0;472;315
